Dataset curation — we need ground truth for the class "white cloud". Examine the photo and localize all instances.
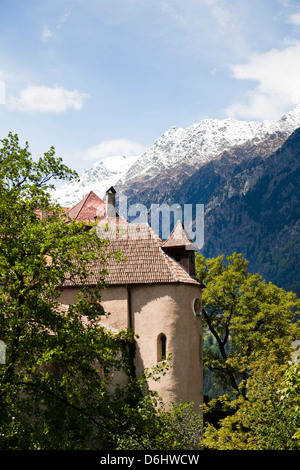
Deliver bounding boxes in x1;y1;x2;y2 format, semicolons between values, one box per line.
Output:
41;9;70;41
84;139;146;161
41;26;53;42
288;11;300;25
225;40;300;120
8;85;90;113
58;8;70;26
0;81;5;105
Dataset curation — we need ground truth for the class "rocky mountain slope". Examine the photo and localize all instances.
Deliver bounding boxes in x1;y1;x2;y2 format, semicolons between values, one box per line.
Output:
51;154;140;207
118;105;300;205
51;105;300;295
52;105;300;207
123;107;299;182
119;126;300;294
200;127;300;295
116;106;300;296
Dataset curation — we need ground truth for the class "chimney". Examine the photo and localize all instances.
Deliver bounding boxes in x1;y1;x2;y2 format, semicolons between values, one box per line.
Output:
105;186;116;218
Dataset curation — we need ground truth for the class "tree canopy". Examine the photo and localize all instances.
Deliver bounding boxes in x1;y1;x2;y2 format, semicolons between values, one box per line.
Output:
197;252;300;449
0;133;137;449
196;252;300;398
202;357;300;450
0;133;203;450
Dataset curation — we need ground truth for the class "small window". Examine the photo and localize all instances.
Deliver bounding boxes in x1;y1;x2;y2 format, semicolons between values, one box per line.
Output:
82;301;105;318
157;333;167;362
192;297;201;317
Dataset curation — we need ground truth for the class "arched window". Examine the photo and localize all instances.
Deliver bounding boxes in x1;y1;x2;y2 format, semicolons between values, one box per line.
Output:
192;297;202;317
157;333;167;362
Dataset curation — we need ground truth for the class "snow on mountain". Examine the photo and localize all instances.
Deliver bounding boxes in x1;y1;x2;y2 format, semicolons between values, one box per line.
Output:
121;104;300;184
50;154;140;207
51;104;300;207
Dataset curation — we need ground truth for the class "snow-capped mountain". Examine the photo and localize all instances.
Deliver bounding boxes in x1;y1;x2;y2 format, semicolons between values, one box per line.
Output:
200;126;300;296
52;104;300;207
49;105;300;295
121;104;300;185
51;154;140;207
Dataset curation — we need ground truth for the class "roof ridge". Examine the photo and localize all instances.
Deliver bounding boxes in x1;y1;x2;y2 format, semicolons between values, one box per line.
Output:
66;191;90;219
73;191;92;220
142;222;197;283
67;191;105;222
162;220;198;249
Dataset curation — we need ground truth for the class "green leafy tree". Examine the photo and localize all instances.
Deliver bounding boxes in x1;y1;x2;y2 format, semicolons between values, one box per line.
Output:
0;133;135;449
196;252;300;398
0;133;204;450
115;396;203;450
202;357;300;450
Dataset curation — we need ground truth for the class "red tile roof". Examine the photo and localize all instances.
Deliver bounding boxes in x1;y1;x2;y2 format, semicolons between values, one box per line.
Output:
66;190;127;225
66;191;106;223
162;220;198;250
61;191;202;288
64;222;201;287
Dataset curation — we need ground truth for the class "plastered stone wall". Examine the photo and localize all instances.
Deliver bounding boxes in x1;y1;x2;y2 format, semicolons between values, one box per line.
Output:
130;283;203;409
59;282;203;409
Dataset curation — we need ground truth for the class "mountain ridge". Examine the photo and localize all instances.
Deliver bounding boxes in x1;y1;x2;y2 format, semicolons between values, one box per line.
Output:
51;153;140;207
121;104;300;186
50;105;300;294
52;104;300;207
201;127;300;295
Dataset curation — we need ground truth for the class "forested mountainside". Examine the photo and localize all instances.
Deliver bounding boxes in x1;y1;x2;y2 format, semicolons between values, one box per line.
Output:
53;105;300;208
52;107;300;295
119;128;300;295
198;128;300;296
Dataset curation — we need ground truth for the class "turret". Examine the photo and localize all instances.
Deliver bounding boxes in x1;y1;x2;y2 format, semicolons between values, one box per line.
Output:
162;220;197;276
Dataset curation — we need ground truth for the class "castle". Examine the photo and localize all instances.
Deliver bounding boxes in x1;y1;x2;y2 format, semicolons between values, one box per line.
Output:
59;188;204;409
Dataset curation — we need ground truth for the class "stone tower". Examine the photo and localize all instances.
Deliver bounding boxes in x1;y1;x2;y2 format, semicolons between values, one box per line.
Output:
60;190;204;409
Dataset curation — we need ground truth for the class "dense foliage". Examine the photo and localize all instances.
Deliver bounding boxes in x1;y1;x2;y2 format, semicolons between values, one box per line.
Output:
196;252;300;449
203;359;300;450
196;252;300;398
0;133;202;450
0;133;135;449
1;132;299;450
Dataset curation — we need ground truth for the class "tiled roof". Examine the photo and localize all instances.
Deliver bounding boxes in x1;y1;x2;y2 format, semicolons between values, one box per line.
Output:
162;220;198;250
66;190;127;225
64;223;201;287
62;191;201;288
66;191;106;223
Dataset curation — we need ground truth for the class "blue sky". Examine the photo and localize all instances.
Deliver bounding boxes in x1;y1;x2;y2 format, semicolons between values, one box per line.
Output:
1;0;300;175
